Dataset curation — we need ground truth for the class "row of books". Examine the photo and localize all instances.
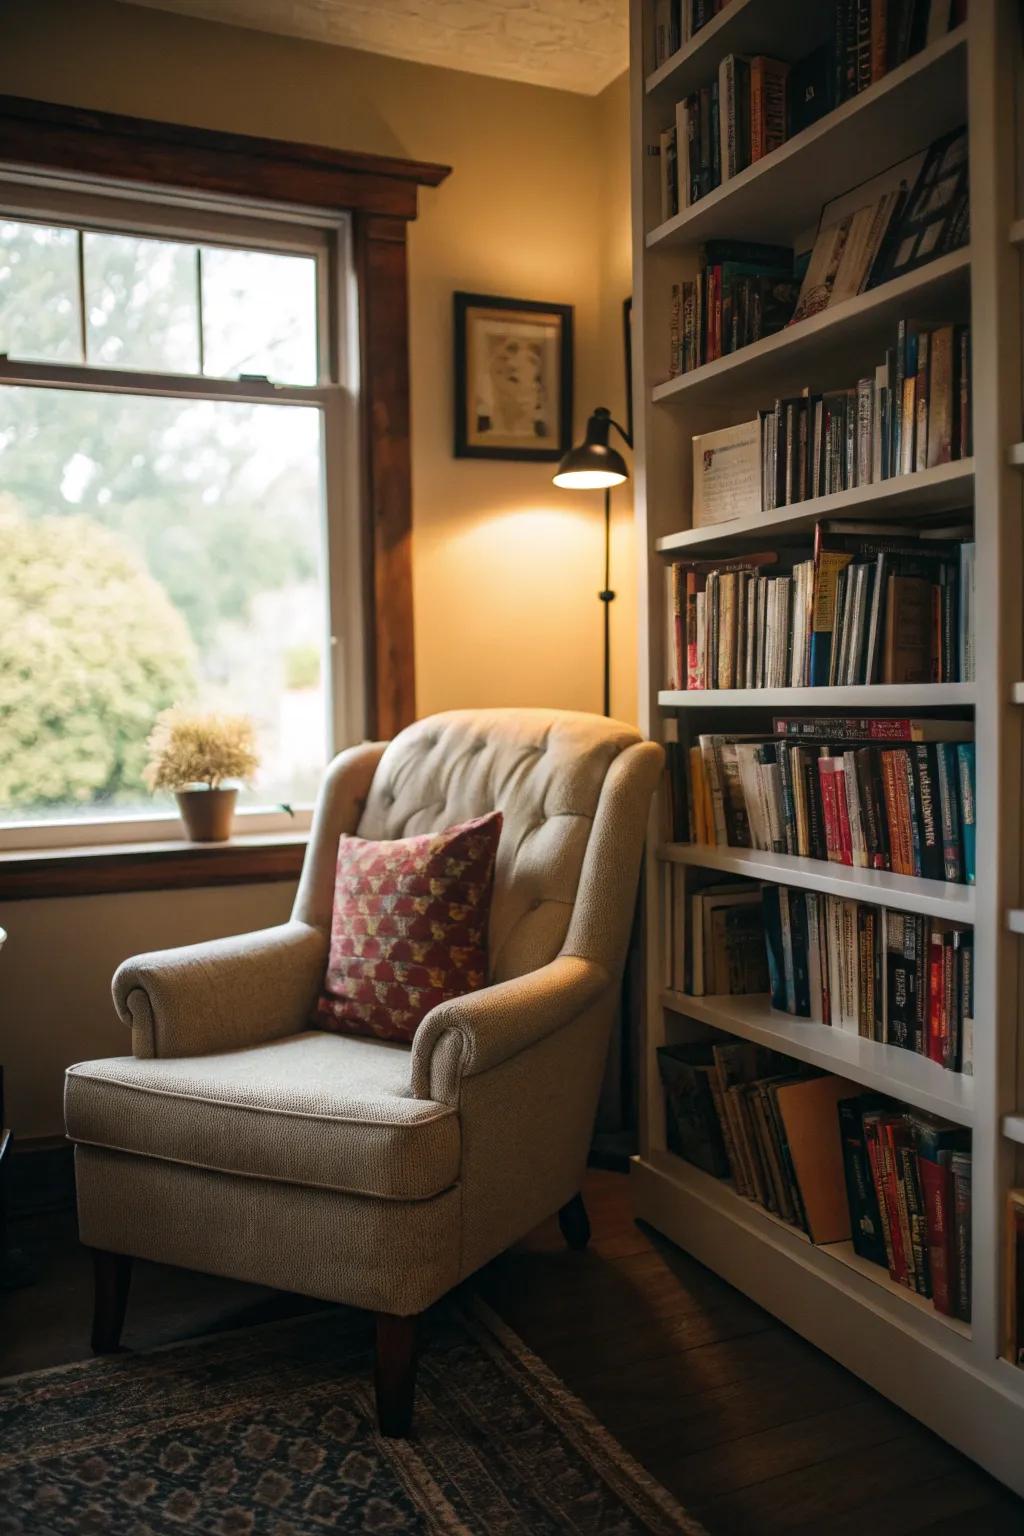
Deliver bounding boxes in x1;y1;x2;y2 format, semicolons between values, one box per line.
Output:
827;1;964;110
763;885;974;1073
840;1091;971;1316
665;129;968;375
656;6;961;221
657;1038;971;1317
669;239;800;373
669;872;976;1075
757;324;971;516
668;872;973;1071
670;721;977;882
664;529;975;692
650;0;725;71
660;57;788;218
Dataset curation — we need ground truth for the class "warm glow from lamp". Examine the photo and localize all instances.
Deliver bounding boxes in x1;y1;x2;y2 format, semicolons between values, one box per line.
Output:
552;467;627;489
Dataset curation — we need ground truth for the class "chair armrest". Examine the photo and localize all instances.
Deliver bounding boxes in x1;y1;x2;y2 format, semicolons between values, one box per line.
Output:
409;954;609;1104
113;919;328;1059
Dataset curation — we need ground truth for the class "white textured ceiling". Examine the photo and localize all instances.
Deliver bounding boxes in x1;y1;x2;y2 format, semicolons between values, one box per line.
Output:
117;0;629;95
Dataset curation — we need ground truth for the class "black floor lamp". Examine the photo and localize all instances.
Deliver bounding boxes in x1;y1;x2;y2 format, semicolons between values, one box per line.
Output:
553;406;633;717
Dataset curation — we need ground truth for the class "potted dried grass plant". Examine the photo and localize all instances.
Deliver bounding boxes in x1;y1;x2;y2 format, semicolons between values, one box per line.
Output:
144;707;260;842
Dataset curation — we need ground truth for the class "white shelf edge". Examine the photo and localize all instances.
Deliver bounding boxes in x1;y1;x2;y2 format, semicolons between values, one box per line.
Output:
661;988;975;1125
646;26;967;249
1007;910;1024;934
656;461;975;555
660;841;974;921
1009;442;1024;466
651;248;971;405
1012;683;1024;705
1002;1114;1024;1146
640;1150;972;1341
658;682;975;708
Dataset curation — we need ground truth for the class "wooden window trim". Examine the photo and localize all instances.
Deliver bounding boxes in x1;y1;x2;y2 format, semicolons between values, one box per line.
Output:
0;94;451;743
0;834;309;902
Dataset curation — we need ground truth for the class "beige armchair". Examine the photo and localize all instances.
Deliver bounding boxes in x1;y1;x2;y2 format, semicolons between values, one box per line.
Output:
65;709;662;1434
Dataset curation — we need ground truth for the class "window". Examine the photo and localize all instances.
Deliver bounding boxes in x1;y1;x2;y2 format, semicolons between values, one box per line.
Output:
0;189;360;843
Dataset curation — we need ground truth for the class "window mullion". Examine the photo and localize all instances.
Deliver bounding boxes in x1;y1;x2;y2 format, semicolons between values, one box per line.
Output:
76;228;87;364
195;247;205;376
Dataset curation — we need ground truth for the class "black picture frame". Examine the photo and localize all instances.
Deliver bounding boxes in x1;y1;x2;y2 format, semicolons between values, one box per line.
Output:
453;291;573;462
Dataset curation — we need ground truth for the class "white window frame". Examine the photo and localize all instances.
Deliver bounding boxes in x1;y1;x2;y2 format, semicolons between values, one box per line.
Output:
0;171;365;851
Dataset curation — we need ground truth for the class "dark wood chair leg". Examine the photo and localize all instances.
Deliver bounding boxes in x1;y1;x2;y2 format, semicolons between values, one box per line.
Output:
91;1249;132;1354
558;1192;591;1251
374;1312;418;1438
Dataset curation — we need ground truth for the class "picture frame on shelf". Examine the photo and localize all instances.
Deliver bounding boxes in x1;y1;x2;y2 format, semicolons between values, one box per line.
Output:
453;292;573;462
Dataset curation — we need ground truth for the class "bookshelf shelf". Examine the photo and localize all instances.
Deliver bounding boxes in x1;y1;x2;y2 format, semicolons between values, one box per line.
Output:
651;249;971;410
662;988;975;1123
647;27;967;249
656;461;975;555
1003;1115;1024;1145
639;1151;973;1344
645;0;830;100
660;841;975;921
658;681;975;709
631;0;1024;1494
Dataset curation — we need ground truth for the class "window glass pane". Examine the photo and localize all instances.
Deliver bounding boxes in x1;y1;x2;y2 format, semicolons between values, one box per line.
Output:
0;220;81;363
201;247;317;383
84;231;199;373
0;386;328;822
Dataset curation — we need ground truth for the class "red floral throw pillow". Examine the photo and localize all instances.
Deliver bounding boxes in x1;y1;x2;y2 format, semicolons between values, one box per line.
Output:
313;811;503;1043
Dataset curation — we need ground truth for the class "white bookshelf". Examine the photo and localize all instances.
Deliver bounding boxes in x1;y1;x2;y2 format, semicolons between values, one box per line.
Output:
661;990;975;1123
657;681;974;708
651;248;971;407
647;26;967;249
657;459;975;553
630;0;1024;1496
661;841;975;921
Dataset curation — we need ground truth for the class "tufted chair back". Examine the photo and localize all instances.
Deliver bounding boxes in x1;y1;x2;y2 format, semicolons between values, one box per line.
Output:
293;708;646;984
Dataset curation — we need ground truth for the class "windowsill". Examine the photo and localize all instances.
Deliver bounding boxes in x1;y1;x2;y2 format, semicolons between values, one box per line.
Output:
0;830;309;901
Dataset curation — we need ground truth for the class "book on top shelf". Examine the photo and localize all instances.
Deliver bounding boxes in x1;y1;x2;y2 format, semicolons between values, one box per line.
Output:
654;3;960;211
650;0;729;73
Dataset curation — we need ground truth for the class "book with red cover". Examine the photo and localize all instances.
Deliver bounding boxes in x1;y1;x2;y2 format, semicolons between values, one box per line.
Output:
772;716;973;742
818;757;844;863
912;1113;970;1318
864;1110;910;1285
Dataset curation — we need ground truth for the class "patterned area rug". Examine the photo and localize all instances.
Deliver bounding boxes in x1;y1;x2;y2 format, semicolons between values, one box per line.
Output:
0;1296;705;1534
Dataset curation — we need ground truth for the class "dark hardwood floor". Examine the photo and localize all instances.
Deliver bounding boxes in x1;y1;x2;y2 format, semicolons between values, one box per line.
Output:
3;1168;1022;1534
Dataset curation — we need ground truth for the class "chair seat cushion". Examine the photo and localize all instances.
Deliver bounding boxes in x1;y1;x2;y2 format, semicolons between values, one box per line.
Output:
313;810;502;1043
65;1032;460;1201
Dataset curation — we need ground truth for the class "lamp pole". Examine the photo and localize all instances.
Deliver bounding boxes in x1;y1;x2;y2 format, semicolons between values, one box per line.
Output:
552;405;632;720
600;486;615;717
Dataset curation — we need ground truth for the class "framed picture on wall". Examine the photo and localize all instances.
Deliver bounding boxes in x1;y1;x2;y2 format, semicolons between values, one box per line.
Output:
453;292;573;461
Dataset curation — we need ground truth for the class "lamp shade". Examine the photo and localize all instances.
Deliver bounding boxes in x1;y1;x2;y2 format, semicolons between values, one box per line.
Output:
553;407;629;489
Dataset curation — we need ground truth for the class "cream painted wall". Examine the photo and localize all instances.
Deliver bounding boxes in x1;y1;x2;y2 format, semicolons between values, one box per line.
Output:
2;884;296;1140
0;0;634;1138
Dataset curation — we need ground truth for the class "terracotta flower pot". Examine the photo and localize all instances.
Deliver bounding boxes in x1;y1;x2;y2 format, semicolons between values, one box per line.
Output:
175;787;237;843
